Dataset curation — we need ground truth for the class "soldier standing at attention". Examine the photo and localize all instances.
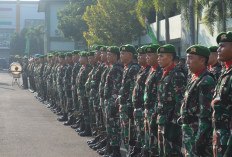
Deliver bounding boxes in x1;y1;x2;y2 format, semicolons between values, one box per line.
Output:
103;46;123;157
76;52;92;136
208;46;222;82
118;44;140;155
130;45;151;156
211;32;232;157
144;44;162;157
22;56;29;89
180;45;215;157
156;44;186;157
70;50;82;129
63;52;74;125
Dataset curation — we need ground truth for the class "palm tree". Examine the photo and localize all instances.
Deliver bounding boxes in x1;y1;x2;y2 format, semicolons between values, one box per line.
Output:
203;0;232;35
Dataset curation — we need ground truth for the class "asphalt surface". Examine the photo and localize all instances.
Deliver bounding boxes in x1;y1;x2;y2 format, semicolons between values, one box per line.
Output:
0;72;102;157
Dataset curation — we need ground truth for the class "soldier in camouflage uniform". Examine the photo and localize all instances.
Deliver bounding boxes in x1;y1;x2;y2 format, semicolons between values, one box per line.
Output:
28;58;35;92
46;54;55;108
63;52;74;125
76;52;92;136
211;32;232;157
143;44;162;156
208;46;222;82
156;44;186;157
57;53;68;122
85;51;98;132
180;45;215;157
38;55;45;101
130;45;150;156
103;46;123;157
22;56;29;89
70;50;82;129
118;44;140;155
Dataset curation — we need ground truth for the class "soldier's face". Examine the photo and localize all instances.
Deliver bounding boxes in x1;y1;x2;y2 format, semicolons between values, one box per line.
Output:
158;53;173;68
208;52;218;65
59;58;65;64
88;56;96;66
79;56;88;65
218;42;232;62
39;58;44;63
120;51;132;64
65;56;73;64
101;52;107;62
186;54;206;73
95;51;101;61
137;54;147;66
72;54;79;63
146;53;158;66
107;52;117;64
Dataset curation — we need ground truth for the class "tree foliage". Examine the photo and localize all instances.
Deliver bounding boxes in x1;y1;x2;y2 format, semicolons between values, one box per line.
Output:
57;0;96;41
202;0;232;35
10;25;44;55
82;0;145;46
135;0;156;27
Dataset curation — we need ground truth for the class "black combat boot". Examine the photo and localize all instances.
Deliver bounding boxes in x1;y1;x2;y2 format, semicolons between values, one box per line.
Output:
104;146;121;157
79;125;92;137
64;114;75;126
57;113;68;122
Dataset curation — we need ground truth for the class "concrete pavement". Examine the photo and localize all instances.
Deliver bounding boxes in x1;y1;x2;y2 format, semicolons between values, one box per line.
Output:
0;72;101;157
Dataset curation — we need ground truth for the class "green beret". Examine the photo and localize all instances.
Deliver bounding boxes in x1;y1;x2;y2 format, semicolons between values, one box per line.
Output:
88;51;96;57
66;52;73;57
39;55;44;59
216;31;232;44
100;46;107;52
96;45;104;51
137;45;148;54
208;46;219;53
48;54;53;58
80;51;88;57
186;45;210;58
157;44;176;55
107;46;120;55
59;53;65;58
120;44;136;54
145;44;160;54
72;50;81;55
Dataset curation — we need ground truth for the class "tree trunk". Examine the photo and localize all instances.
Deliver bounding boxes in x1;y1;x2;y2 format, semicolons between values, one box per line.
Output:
222;0;227;32
165;8;170;44
189;0;195;45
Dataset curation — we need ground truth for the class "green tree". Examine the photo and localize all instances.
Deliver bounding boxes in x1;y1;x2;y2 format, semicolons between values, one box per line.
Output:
202;0;232;35
153;0;177;44
57;0;96;42
177;0;206;45
83;0;144;46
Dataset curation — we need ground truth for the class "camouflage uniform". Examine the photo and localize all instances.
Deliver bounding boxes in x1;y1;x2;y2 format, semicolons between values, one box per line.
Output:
156;65;186;156
76;64;92;126
104;62;123;146
71;62;81;113
132;65;150;147
57;64;67;113
64;62;74;115
144;65;162;154
208;62;222;82
212;65;232;157
118;62;140;151
180;68;215;157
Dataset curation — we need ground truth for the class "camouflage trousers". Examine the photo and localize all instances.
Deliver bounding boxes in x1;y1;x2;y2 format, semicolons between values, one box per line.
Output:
88;97;96;125
72;88;79;110
78;94;90;126
64;91;72;115
134;109;145;146
119;104;136;151
93;95;101;128
100;97;106;125
158;124;182;157
105;98;121;146
58;87;65;112
144;109;158;154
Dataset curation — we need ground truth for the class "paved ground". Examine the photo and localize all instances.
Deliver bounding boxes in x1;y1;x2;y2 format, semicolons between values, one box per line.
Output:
0;72;102;157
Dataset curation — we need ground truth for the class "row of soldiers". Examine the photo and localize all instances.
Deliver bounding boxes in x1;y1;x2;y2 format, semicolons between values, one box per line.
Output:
24;31;232;157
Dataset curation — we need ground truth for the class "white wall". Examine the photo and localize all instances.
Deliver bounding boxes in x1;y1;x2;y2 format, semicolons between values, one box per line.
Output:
49;4;63;37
